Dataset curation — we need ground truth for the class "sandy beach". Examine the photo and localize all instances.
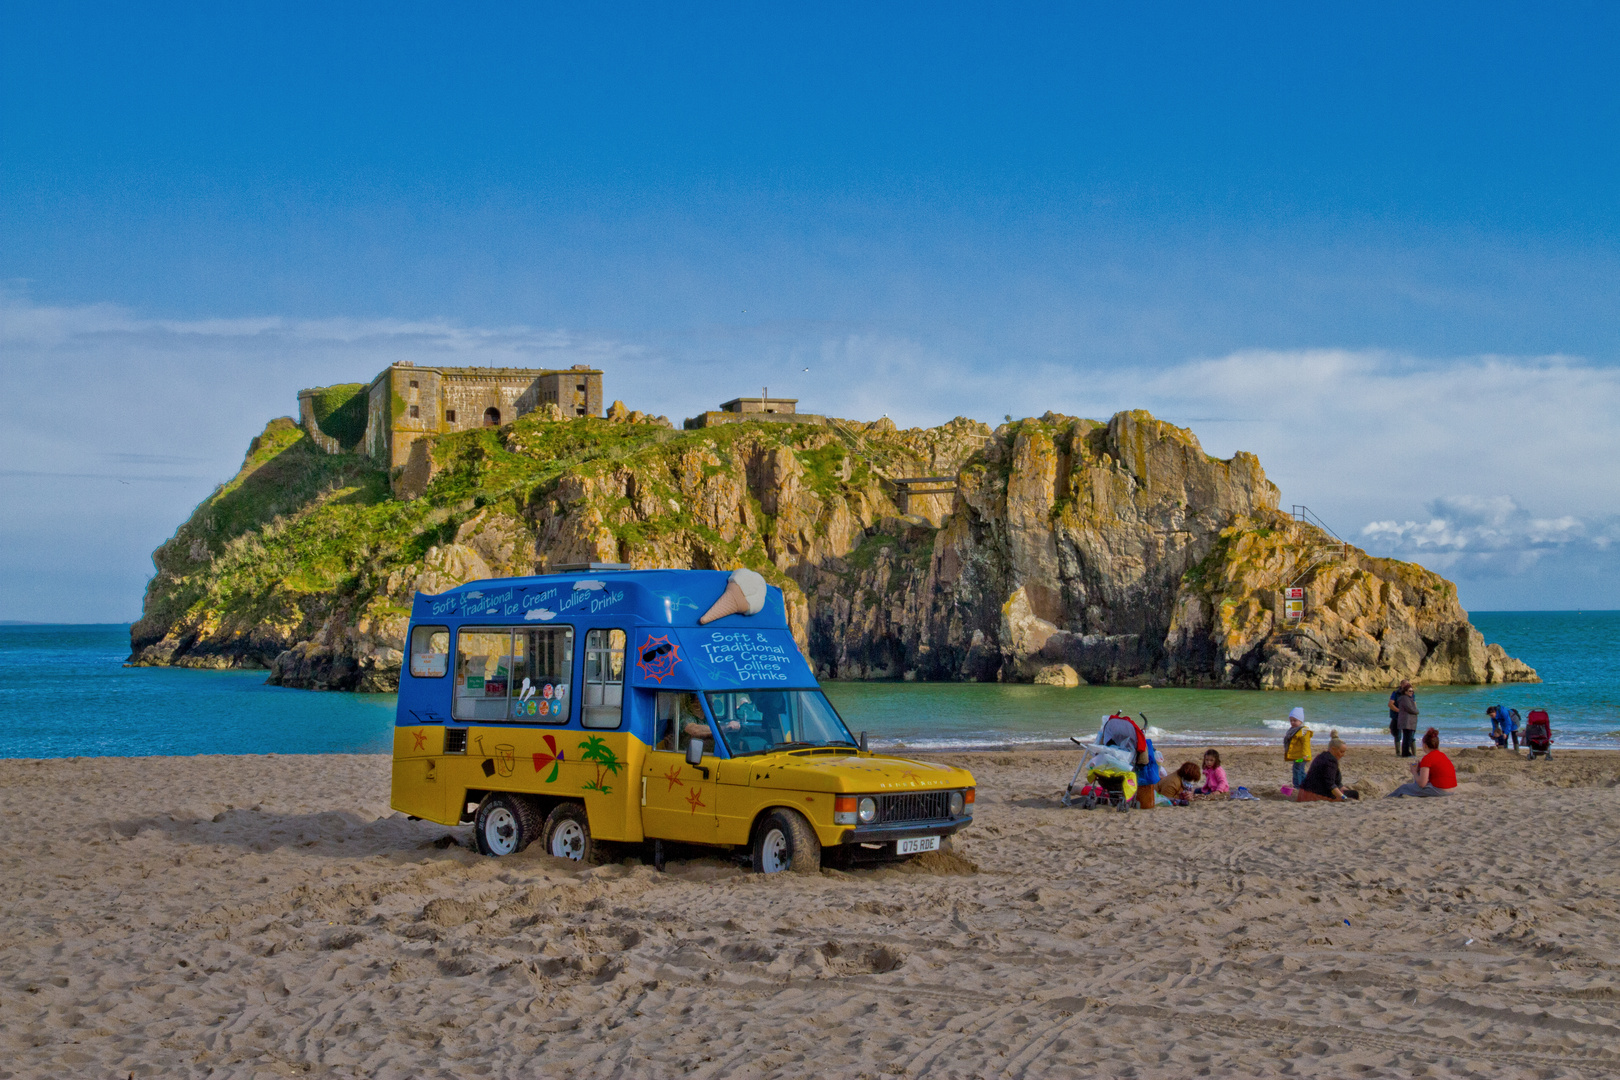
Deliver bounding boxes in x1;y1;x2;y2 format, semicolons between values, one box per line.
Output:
4;745;1620;1078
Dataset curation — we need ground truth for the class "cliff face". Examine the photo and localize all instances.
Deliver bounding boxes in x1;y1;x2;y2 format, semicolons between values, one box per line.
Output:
131;407;1537;691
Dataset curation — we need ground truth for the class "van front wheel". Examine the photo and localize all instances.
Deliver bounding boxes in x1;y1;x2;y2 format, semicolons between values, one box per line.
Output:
752;808;820;874
475;793;539;857
542;802;604;864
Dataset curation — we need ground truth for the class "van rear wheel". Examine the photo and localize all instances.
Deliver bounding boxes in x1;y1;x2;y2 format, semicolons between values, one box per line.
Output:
542;802;606;864
475;793;539;857
752;808;820;874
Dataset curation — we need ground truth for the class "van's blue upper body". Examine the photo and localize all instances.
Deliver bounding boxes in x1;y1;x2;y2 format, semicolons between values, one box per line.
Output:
398;569;819;755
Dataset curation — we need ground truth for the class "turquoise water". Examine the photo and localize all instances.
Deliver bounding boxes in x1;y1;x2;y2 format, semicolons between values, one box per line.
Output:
0;624;396;759
1;614;1614;759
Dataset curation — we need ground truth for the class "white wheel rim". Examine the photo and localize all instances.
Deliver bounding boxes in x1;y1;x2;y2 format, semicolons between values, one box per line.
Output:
551;819;586;860
760;827;790;873
484;807;519;856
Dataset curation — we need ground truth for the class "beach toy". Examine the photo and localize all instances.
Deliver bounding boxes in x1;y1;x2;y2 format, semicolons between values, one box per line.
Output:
1279;784;1294;797
699;568;769;624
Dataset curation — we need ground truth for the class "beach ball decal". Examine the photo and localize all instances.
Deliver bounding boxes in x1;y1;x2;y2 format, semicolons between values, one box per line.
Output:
532;734;565;782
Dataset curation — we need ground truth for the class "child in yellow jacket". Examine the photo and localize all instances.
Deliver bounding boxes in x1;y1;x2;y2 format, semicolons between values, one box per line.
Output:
1283;707;1312;788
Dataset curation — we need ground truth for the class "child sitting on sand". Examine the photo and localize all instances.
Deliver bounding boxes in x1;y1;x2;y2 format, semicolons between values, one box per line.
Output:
1191;749;1229;799
1156;761;1202;804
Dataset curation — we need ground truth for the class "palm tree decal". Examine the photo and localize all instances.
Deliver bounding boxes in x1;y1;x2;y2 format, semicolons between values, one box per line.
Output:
578;736;621;794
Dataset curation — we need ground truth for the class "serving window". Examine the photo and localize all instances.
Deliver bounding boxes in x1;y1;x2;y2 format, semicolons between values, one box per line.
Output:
409;626;449;678
582;628;626;729
453;626;573;723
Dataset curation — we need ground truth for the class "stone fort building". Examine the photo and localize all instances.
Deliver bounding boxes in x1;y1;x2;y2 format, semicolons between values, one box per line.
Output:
298;363;603;471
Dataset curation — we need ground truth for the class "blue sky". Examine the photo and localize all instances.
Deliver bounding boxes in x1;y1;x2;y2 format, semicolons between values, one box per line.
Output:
3;2;1618;619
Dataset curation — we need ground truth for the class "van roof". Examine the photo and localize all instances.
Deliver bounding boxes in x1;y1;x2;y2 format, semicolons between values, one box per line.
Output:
410;567;790;630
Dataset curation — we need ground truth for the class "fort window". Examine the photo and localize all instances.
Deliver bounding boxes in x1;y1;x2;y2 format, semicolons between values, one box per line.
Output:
577;383;586;393
445;409;456;422
483;407;501;427
409;405;420;418
409;380;419;388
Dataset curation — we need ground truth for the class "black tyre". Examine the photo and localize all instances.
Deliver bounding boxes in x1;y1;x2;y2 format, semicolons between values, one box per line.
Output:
474;793;540;857
1118;799;1132;813
1082;794;1097;810
752;808;821;874
821;844;857;871
541;801;606;864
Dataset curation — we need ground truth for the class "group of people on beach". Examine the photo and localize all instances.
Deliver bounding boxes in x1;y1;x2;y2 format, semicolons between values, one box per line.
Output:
1283;703;1457;802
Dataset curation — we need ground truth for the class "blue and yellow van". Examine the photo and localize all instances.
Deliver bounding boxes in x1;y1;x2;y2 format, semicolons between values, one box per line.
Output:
392;566;975;872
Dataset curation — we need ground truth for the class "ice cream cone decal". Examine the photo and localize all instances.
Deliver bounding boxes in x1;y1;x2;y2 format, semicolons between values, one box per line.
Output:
698;568;768;624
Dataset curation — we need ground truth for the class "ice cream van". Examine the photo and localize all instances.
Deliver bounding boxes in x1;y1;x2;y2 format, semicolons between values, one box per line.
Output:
391;565;975;872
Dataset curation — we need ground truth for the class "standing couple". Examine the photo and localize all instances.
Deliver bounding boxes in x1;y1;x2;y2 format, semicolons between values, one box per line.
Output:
1388;680;1420;757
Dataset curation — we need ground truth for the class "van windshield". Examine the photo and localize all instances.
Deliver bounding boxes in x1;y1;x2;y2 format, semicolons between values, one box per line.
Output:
704;690;857;756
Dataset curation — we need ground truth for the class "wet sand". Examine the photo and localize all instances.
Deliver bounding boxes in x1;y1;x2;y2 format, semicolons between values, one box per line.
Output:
3;745;1620;1078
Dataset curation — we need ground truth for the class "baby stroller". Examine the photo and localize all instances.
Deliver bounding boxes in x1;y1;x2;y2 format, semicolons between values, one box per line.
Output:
1523;708;1552;760
1061;713;1149;812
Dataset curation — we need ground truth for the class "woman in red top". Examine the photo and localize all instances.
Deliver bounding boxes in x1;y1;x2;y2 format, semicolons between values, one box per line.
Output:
1387;728;1457;798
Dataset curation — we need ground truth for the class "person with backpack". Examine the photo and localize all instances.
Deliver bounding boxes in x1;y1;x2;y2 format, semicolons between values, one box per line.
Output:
1394;680;1420;757
1387;687;1402;751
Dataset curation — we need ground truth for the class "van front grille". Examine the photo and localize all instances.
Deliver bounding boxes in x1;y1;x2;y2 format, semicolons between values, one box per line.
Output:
875;791;952;824
444;729;468;754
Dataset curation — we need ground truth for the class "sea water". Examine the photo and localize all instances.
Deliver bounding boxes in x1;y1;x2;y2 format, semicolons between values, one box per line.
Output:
1;613;1615;759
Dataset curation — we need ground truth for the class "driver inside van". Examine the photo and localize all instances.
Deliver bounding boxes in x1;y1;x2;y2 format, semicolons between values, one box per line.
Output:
654;693;739;751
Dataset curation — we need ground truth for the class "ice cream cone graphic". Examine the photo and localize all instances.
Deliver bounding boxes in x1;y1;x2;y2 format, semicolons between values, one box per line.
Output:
699;568;768;624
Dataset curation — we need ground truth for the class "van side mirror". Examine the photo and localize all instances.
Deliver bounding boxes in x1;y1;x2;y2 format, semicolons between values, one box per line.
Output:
685;738;704;766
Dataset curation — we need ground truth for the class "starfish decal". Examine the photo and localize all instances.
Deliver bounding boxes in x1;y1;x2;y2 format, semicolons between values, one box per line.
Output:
411;730;428;751
685;786;706;814
662;765;685;792
898;769;921;783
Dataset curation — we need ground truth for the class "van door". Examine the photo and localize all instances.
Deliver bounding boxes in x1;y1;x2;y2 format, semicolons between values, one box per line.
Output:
640;691;718;843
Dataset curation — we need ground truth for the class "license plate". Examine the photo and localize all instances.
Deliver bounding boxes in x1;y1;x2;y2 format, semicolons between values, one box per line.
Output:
896;836;940;855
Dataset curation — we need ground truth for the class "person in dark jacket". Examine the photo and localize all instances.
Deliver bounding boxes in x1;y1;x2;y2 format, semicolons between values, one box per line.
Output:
1296;732;1359;801
1394;680;1420;757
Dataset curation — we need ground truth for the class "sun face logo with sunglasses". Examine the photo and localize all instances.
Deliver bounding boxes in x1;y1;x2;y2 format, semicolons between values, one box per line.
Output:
636;633;682;683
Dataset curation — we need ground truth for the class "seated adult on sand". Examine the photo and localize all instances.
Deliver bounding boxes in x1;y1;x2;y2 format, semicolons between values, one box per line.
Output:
1296;733;1359;802
1156;761;1202;802
1386;728;1457;798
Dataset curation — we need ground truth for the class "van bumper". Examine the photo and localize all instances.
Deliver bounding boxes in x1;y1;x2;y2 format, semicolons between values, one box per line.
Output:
836;815;972;845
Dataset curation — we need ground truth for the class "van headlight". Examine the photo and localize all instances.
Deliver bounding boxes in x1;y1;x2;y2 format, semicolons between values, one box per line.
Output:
948;790;966;817
858;796;877;824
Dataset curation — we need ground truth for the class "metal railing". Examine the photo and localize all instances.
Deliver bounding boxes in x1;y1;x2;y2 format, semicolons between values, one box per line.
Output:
1287;505;1349;589
891;476;957;514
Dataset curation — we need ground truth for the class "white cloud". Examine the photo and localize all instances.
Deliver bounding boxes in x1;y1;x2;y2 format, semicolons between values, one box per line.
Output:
1361;495;1613;578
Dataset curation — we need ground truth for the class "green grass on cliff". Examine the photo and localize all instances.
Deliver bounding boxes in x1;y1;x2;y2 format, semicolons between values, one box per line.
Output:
138;410;946;646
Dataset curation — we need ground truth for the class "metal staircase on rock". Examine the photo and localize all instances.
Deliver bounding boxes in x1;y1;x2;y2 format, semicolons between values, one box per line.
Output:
1287;505;1350;589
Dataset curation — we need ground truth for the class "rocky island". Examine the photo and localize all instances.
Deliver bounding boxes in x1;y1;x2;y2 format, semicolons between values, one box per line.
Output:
130;374;1537;692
